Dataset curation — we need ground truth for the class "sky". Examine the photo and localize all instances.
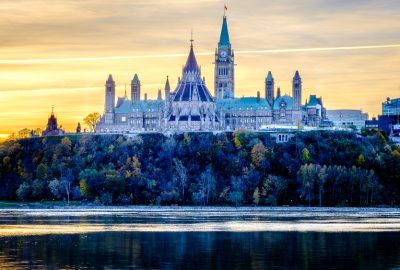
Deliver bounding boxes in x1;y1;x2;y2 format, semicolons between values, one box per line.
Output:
0;0;399;138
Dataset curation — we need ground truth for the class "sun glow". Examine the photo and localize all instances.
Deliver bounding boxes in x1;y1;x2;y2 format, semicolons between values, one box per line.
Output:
0;1;399;135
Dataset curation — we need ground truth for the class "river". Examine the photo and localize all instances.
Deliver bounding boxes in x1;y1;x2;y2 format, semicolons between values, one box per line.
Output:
0;207;399;269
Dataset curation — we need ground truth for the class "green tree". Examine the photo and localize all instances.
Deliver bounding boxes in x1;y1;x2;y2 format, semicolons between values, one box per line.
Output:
31;179;45;199
36;163;48;180
16;182;30;201
233;129;248;148
80;179;89;198
253;187;260;205
317;165;327;207
228;176;244;207
301;148;310;164
297;164;320;206
356;154;365;166
48;179;62;199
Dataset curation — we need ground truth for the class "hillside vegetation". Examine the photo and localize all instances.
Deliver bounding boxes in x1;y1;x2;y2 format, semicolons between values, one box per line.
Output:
0;130;399;206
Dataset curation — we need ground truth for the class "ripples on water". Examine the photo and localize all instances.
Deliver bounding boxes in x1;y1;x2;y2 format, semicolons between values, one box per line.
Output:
0;207;400;269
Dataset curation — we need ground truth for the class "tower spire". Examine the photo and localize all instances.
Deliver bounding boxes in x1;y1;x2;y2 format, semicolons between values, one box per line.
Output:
183;34;199;74
218;11;230;47
190;30;194;48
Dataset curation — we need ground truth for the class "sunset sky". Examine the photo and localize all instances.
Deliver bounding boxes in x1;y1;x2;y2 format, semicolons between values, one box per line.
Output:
0;0;399;138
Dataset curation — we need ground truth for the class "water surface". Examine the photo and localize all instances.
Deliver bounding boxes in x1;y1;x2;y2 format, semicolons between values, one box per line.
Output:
0;207;399;269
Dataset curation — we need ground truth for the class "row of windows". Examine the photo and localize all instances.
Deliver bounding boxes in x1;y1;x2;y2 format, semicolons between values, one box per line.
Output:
218;68;230;76
226;118;269;124
277;134;290;143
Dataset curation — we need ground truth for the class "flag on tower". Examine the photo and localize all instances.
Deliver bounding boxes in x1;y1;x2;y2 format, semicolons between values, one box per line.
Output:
224;4;228;11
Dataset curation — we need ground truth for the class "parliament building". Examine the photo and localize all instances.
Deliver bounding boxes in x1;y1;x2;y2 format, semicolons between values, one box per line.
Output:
96;15;326;133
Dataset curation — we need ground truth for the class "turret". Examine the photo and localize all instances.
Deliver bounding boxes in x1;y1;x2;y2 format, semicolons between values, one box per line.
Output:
131;74;141;103
76;122;81;133
157;88;162;100
104;74;115;124
164;76;171;101
265;71;274;105
292;70;302;110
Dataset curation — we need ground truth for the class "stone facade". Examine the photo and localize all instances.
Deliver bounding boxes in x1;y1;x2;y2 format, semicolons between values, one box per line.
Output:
96;15;326;133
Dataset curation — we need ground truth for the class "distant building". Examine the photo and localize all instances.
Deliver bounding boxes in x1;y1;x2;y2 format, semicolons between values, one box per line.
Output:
42;108;64;136
365;97;400;134
382;97;400;116
304;95;326;127
96;14;327;133
365;117;378;130
326;109;368;130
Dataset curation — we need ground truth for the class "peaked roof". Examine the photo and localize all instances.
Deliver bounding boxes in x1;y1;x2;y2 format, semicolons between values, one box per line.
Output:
183;43;200;73
306;95;322;107
132;74;139;82
173;42;213;102
293;70;301;80
218;16;230;47
165;76;170;91
266;71;273;81
107;74;114;83
273;95;293;110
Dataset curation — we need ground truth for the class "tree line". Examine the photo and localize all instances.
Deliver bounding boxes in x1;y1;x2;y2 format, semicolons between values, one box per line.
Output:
0;130;399;206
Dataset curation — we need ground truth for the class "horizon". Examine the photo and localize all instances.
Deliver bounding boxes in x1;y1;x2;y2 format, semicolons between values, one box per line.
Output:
1;0;399;137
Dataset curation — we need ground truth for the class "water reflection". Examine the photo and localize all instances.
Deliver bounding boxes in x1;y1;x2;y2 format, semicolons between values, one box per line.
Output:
1;231;400;269
0;208;400;269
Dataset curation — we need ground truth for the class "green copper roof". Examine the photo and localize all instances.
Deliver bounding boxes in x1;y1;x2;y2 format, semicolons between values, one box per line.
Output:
218;16;230;47
306;95;322;108
273;95;293;110
115;99;164;114
216;97;271;111
132;74;139;83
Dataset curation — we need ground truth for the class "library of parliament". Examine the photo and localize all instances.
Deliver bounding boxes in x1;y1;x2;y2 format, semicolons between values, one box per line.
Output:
96;14;326;133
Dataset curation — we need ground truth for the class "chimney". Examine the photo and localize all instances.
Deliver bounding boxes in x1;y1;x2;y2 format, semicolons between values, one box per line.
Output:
257;91;260;102
144;93;148;101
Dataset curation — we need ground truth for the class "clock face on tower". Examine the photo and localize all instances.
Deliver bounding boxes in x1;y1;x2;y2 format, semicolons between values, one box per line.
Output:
219;50;227;58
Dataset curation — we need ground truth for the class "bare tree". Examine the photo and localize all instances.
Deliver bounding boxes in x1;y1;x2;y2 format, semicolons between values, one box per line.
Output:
173;159;187;200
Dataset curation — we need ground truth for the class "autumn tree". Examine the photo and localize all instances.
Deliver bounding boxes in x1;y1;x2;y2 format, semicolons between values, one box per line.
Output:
251;142;267;168
83;112;101;132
